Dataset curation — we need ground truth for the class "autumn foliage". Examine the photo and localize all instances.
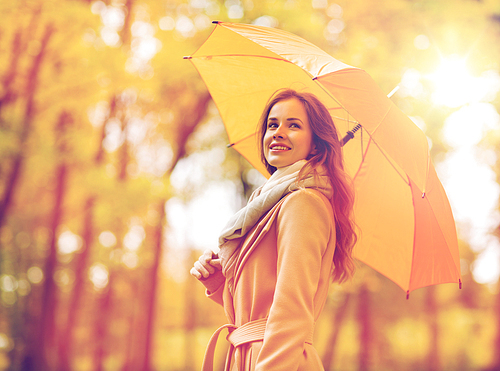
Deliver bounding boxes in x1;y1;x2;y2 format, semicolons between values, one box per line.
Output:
0;1;499;371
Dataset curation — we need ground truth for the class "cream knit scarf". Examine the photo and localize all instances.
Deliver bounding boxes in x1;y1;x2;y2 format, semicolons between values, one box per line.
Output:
218;160;332;285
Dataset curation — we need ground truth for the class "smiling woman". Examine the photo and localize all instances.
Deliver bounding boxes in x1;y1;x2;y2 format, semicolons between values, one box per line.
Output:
190;88;357;371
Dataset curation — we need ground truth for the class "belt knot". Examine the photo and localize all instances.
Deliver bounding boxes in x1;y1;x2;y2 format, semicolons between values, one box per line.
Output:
201;317;314;371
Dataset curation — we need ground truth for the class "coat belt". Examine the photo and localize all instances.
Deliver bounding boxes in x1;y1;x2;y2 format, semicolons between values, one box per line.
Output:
201;318;313;371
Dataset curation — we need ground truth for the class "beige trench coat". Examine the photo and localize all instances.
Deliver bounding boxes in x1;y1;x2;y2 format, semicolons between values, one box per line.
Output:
204;189;336;371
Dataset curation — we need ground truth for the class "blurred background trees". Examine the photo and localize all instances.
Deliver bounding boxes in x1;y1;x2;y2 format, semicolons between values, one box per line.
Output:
0;0;499;370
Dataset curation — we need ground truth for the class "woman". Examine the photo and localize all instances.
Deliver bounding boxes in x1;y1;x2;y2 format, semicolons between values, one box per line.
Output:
190;89;356;371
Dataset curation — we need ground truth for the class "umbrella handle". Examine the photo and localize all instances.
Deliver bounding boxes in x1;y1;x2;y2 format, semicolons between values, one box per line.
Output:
339;85;399;147
341;124;362;147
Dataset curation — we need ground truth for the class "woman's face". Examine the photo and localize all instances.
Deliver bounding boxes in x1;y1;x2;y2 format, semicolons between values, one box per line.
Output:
263;98;315;169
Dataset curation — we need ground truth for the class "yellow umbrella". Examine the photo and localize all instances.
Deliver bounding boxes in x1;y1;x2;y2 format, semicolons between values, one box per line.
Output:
185;21;461;297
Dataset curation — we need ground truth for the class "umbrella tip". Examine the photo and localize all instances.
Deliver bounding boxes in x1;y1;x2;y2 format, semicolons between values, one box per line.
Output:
212;20;220;24
183;56;192;60
406;290;410;300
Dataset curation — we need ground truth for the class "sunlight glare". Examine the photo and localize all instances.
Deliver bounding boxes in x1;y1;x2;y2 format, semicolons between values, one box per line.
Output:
429;56;500;108
429;56;475;107
437;143;500;285
472;242;500;284
443;103;499;148
400;68;424;98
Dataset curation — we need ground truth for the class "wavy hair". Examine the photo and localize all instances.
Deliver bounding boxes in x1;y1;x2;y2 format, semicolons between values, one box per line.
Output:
257;88;357;283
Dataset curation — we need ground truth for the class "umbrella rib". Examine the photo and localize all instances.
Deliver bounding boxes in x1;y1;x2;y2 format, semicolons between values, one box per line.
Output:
226;132;255;148
330;115;359;124
190;53;299;65
422;150;430;197
328;97;408;186
351;135;409;187
352;136;371;181
313;78;352;116
367;136;410;186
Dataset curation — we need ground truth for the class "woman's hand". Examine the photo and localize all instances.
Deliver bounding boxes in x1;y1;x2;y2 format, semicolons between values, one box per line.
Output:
190;249;222;280
190;249;224;293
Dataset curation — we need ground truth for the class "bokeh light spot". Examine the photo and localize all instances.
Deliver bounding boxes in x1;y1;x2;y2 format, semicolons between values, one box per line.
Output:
99;231;117;248
159;16;175;31
327;4;343;18
57;231;83;255
123;225;145;251
253;16;278;28
312;0;328;9
414;34;430;50
0;275;18;292
27;267;43;284
89;263;109;290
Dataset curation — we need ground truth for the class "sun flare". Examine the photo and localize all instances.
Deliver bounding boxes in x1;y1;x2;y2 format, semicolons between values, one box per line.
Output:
428;55;476;108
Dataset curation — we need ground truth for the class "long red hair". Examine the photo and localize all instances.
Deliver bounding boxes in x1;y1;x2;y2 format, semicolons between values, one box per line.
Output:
257;88;356;283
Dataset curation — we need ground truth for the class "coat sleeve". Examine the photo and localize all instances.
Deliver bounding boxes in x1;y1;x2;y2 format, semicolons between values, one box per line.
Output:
255;190;333;370
200;274;225;307
205;284;224;306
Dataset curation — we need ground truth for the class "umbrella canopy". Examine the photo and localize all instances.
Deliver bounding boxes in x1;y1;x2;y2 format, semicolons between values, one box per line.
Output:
185;21;461;296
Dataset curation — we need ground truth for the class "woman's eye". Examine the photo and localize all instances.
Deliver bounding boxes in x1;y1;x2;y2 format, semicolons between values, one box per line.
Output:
268;122;278;128
290;123;300;128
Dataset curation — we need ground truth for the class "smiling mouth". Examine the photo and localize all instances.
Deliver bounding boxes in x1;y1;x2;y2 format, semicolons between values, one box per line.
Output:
270;145;291;151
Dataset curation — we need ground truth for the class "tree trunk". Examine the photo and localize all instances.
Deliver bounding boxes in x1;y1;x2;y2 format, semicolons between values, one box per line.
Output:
92;224;125;371
94;95;117;164
120;0;134;46
168;91;212;169
58;80;117;371
425;286;441;371
0;24;53;229
184;248;199;371
357;283;372;371
57;196;95;371
93;133;128;371
0;30;22;113
93;280;113;371
37;111;72;371
118;118;129;182
322;292;351;370
487;278;500;371
0;5;42;114
121;280;139;371
140;201;165;371
136;89;211;370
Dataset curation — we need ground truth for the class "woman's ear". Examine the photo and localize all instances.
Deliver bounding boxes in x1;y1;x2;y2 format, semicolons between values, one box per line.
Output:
307;144;318;160
310;144;318;155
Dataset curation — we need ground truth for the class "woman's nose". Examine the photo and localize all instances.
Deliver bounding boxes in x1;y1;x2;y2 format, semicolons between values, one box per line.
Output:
273;126;286;139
